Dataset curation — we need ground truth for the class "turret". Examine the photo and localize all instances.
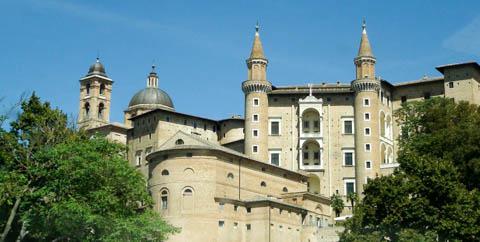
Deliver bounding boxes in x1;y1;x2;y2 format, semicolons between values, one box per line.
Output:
351;20;381;196
78;58;113;129
242;23;272;162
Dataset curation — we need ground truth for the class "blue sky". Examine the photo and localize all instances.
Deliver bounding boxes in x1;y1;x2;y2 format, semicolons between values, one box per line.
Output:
1;0;480;123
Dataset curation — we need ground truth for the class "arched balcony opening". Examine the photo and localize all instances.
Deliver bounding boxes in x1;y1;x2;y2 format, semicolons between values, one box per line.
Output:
385;115;392;139
307;174;320;195
380;111;386;137
387;146;394;164
381;143;387;164
301;109;321;135
300;140;321;170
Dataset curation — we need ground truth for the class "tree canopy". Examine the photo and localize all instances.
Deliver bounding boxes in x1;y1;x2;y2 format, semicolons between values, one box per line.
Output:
340;98;480;242
0;93;178;241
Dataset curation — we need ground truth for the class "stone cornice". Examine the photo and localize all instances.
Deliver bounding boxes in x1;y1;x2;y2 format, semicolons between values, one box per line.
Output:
354;56;376;65
351;78;380;92
242;80;272;93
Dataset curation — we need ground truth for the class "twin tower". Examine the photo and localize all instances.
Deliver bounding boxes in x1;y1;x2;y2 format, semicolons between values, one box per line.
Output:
242;22;379;195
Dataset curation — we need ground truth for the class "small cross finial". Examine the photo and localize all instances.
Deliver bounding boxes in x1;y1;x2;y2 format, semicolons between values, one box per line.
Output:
308;83;313;96
362;18;367;33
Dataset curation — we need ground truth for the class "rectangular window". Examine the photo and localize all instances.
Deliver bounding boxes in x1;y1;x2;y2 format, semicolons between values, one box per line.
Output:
343;119;354;134
365;160;372;169
218;221;225;227
269;119;281;135
252;145;258;153
364;127;371;136
253;98;259;106
313;152;320;165
269;151;280;166
364;112;370;121
401;96;407;103
253;114;259;122
246;224;251;230
365;143;371;152
303;152;309;160
246;207;251;213
313;120;320;132
135;151;142;166
234;205;238;211
303;120;310;130
343;151;354;166
253;129;259;137
233;222;238;229
449;82;454;88
345;179;355;195
363;98;370;107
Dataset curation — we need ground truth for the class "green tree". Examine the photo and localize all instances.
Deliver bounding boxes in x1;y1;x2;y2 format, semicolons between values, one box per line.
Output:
0;94;178;241
340;98;480;241
330;194;344;217
346;192;358;213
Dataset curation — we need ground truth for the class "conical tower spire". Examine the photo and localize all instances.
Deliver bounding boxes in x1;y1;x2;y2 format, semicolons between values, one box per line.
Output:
357;19;374;57
249;22;266;59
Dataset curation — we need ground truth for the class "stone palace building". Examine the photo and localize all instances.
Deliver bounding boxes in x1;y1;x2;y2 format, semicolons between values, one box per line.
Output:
76;22;480;242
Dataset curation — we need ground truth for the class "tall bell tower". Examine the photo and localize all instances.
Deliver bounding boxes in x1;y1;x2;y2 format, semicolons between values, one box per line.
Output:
77;58;113;130
242;24;272;162
351;21;381;196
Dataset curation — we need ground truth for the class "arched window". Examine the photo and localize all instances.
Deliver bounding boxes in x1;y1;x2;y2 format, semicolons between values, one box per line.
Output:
183;188;193;196
84;102;90;117
283;187;288;193
98;103;105;119
260;181;267;187
99;84;105;96
161;169;169;176
160;189;168;210
184;168;194;174
227;172;234;180
182;187;194;211
86;83;91;95
175;139;184;145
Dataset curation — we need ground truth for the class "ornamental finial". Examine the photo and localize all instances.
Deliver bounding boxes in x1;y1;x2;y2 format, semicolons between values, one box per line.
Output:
362;18;367;33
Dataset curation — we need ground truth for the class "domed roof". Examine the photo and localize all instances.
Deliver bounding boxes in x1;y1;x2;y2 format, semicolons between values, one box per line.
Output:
86;58;107;77
128;87;174;109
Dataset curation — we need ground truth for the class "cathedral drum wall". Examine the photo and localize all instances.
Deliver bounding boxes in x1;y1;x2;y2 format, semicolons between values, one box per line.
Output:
149;154;220;242
214;154;307;200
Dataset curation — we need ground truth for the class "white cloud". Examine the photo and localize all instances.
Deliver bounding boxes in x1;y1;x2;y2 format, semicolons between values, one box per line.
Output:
443;16;480;56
